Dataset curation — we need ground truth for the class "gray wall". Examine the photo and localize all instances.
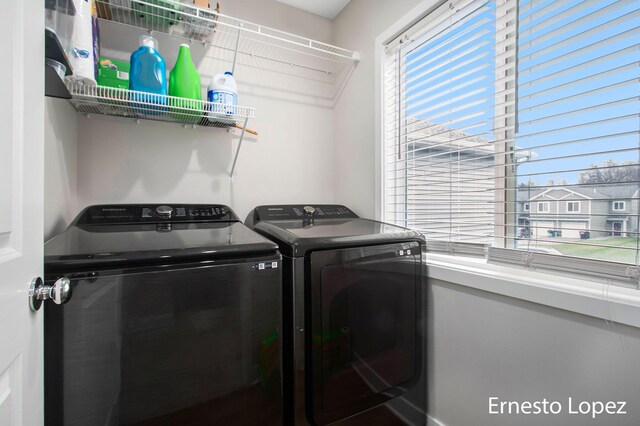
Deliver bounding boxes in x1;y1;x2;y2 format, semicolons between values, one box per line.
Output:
427;278;640;426
44;98;78;239
332;0;424;217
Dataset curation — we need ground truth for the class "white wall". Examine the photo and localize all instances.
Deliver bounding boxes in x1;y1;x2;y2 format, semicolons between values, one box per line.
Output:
332;0;423;218
76;90;334;220
221;0;332;42
428;278;640;426
44;98;78;240
45;0;336;232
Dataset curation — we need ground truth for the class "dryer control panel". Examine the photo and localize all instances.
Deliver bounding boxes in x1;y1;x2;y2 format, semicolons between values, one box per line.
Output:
75;204;238;224
254;205;359;220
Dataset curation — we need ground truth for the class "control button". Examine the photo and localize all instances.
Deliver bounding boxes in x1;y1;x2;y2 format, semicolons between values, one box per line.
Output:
156;205;173;218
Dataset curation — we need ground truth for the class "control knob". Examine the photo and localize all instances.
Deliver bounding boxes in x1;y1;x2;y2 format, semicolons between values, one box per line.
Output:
156;205;173;218
303;206;316;217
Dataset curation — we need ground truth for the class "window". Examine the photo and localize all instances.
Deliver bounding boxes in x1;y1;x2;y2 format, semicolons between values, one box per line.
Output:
612;201;626;211
567;201;580;213
537;202;550;213
382;0;640;276
383;0;503;249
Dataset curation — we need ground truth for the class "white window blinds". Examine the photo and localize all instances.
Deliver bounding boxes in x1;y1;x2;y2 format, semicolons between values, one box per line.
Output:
508;0;640;269
383;0;640;282
384;0;517;255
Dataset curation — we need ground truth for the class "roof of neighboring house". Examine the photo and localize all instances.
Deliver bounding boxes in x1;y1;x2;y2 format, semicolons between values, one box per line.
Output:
405;117;496;154
568;187;609;200
517;187;544;201
517;184;639;202
580;183;639;199
404;118;533;161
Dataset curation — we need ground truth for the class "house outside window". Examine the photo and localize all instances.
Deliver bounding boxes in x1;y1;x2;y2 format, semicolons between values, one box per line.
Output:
524;203;530;212
567;201;580;213
537;202;550;213
612;201;626;211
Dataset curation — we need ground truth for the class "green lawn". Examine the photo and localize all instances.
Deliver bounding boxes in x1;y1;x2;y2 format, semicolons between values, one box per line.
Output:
554;238;638;264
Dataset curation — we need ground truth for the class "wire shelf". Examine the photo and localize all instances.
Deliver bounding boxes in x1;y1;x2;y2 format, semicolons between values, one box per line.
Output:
95;0;359;85
66;81;254;128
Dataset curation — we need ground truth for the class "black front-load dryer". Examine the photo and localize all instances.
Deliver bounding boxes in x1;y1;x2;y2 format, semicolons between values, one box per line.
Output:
246;205;426;425
44;204;283;426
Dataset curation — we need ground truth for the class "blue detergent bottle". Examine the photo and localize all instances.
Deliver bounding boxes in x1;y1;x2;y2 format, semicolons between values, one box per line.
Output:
129;35;167;114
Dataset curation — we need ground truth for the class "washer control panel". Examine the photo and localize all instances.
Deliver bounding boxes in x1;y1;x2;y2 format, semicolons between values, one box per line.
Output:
255;205;358;220
77;204;237;224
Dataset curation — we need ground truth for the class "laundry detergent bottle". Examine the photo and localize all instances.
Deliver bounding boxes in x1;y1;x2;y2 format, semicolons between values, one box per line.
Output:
169;43;203;123
129;35;167;114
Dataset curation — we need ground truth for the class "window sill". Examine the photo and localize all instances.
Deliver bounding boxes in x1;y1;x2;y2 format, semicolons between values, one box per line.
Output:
425;253;640;329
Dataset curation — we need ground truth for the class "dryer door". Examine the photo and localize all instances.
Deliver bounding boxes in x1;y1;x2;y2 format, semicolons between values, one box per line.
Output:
308;242;421;425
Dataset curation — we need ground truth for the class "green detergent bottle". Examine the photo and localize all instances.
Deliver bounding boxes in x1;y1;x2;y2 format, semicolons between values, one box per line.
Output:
169;44;203;123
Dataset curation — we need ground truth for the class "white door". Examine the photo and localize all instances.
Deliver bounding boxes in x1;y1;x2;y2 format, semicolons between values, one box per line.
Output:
533;221;555;238
561;221;587;239
0;1;45;425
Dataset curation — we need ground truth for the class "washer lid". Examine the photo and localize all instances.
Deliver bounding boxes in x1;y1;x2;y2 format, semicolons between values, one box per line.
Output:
45;221;279;271
254;218;424;257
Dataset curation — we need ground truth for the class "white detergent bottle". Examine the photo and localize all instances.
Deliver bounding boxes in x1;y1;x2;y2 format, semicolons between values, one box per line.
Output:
207;71;238;118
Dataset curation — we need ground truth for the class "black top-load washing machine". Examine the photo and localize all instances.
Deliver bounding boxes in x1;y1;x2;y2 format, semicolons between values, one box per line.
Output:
43;204;283;426
246;205;426;425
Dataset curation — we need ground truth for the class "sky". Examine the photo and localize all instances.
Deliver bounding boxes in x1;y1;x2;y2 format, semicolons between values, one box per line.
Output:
402;0;640;188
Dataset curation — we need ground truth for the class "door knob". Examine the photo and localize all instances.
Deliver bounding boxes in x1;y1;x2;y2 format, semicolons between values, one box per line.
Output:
29;277;72;311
